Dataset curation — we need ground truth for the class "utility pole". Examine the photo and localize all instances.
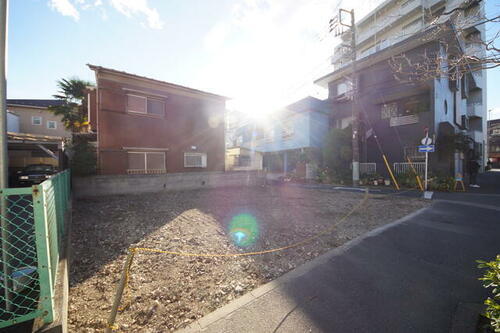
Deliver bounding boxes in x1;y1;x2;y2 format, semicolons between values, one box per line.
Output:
330;8;359;185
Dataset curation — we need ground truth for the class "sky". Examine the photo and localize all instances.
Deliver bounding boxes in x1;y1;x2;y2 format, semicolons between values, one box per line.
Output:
6;0;500;120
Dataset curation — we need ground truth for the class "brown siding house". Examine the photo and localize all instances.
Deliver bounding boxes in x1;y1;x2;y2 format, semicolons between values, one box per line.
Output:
88;65;227;175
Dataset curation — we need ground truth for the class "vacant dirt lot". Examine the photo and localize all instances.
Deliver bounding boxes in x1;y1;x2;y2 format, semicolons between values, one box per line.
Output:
69;185;428;332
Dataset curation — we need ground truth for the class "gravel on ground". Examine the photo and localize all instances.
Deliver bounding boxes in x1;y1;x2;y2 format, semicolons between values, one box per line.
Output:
69;185;429;332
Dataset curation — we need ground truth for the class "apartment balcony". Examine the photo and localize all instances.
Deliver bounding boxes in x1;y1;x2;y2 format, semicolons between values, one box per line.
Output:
389;114;419;127
356;0;422;46
331;45;352;64
465;43;484;57
467;103;483;118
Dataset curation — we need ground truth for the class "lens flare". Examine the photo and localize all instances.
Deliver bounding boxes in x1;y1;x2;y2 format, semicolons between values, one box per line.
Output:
228;213;259;247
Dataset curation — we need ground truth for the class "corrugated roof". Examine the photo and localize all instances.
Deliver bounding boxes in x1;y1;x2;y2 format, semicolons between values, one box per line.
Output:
7;132;64;143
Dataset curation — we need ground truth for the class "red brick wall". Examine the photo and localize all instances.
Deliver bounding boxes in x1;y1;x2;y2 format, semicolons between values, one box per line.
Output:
96;78;225;175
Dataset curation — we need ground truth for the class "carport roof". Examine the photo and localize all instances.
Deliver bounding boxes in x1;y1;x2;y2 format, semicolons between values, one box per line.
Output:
7;132;64;144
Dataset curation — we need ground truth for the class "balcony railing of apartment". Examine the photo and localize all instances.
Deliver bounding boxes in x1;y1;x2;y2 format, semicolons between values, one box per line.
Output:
467;103;483;118
465;43;484;57
389;114;419;127
356;0;423;45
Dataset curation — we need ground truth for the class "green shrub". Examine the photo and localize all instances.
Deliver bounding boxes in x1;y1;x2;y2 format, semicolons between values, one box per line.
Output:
70;141;96;176
428;175;455;192
322;126;352;184
395;172;419;188
477;255;500;332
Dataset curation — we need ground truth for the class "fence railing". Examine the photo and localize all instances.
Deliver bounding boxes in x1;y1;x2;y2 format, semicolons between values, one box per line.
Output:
393;162;425;176
360;163;377;175
0;170;70;329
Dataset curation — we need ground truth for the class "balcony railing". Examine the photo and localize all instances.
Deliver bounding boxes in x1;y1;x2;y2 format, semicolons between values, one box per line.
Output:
389;114;419;127
467;103;483;118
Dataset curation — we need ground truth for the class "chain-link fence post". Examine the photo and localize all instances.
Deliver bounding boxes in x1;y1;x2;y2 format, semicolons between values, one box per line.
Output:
33;185;54;324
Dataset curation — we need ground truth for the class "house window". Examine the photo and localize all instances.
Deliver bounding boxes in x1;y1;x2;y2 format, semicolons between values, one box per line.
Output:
282;119;294;138
32;116;42;125
127;94;165;116
127;151;166;174
47;121;57;129
381;103;398;119
264;128;275;142
337;82;348;95
184;152;207;168
238;155;251;167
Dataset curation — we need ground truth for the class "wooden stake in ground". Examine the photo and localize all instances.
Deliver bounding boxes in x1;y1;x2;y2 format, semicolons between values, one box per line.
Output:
105;249;136;333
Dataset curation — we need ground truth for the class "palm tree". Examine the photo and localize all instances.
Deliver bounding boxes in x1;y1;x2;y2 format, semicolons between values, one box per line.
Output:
49;78;94;133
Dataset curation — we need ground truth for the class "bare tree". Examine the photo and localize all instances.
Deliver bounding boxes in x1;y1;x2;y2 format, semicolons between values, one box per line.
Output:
388;0;499;83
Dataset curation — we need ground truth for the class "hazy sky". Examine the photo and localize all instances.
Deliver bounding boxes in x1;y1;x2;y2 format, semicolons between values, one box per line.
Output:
6;0;500;119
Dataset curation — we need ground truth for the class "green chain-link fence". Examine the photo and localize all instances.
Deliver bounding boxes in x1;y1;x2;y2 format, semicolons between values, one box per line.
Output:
0;170;70;329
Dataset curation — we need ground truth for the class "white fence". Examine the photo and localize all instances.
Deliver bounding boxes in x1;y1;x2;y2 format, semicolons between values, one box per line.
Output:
393;162;425;176
360;163;377;175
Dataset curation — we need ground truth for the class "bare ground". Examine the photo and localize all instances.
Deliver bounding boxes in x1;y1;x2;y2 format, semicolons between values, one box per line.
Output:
69;185;429;332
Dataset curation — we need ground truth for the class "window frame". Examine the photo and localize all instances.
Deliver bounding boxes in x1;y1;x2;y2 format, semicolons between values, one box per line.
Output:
47;120;57;129
32;116;42;126
126;93;165;117
282;119;294;138
184;152;207;168
127;151;166;174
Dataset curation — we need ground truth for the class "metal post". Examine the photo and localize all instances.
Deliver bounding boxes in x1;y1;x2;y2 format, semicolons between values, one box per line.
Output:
424;151;428;191
350;9;360;186
33;185;55;324
106;249;136;333
0;0;11;313
424;130;429;191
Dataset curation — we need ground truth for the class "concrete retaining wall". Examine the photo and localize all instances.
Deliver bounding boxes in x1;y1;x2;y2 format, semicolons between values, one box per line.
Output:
73;171;265;198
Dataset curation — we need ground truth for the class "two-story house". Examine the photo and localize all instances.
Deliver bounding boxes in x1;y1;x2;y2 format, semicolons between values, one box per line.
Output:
6;99;69;175
6;99;70;137
315;0;487;179
233;97;330;178
87;65;227;175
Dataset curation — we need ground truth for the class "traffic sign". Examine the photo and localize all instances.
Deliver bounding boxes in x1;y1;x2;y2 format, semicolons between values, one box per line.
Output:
421;137;433;145
418;145;435;152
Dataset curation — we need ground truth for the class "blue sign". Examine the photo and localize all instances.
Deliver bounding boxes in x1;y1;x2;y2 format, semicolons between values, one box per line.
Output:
418;145;435;152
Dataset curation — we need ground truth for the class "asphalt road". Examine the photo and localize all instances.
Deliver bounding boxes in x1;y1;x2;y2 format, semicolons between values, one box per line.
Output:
182;172;500;333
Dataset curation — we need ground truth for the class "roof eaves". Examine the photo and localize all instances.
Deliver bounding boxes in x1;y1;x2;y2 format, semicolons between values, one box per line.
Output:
87;64;230;100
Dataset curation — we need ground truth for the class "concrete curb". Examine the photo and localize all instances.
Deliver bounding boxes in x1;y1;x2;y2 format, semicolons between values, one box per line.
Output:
176;205;431;332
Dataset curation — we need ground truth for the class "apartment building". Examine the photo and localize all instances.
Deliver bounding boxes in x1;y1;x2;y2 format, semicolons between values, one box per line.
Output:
87;65;227;175
315;0;488;178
